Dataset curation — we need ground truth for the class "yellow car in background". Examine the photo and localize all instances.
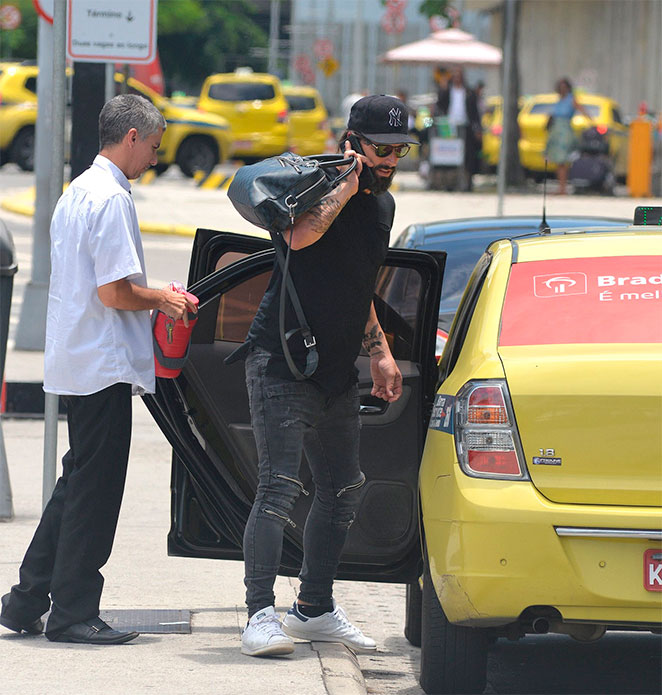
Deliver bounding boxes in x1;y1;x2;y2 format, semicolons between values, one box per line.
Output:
416;225;662;693
519;92;628;178
116;75;232;177
198;69;289;160
481;93;628;179
0;64;232;177
0;63;38;170
283;85;332;156
480;95;502;170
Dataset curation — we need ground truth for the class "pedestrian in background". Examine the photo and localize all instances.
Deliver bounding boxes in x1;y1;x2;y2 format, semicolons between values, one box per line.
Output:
544;77;592;195
436;67;482;191
234;95;416;657
0;94;195;645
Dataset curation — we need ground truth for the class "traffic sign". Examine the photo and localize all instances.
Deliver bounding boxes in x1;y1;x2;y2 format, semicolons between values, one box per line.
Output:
33;0;52;24
0;4;21;30
67;0;157;64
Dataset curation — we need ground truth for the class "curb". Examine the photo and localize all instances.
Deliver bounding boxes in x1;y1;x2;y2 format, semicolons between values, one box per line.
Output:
0;189;197;238
0;381;67;419
314;642;368;695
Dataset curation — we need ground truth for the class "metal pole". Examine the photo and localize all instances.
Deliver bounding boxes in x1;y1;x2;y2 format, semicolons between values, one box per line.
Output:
0;422;13;520
42;0;67;510
496;0;515;217
352;0;364;93
13;17;54;349
268;0;281;75
105;62;115;103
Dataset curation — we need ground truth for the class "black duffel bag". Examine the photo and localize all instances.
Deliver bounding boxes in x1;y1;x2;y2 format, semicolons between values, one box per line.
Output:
227;152;357;232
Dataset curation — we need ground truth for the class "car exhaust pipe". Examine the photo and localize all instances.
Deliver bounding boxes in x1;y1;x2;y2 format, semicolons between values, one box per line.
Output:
530;618;605;641
548;621;606;642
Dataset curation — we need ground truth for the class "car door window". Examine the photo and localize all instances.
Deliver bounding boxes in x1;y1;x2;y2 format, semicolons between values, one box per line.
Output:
439;251;492;382
210;262;426;359
214;271;270;342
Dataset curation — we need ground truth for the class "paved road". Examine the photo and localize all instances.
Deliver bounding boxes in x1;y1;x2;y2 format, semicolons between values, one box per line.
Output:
1;165;660;695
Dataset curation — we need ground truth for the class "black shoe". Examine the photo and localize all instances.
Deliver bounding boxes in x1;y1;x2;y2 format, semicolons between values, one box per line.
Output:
48;617;139;645
0;613;44;635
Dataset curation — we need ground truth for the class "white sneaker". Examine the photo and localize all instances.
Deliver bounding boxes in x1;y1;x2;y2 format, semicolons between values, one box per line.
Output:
241;606;295;657
282;600;377;652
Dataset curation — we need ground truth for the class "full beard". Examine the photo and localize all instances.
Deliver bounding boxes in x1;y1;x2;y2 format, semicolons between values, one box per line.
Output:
370;165;396;194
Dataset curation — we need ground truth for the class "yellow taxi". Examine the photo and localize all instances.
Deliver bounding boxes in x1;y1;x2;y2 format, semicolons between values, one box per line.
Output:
482;93;628;179
116;75;232;177
416;223;662;693
283;85;332;156
480;95;502;170
519;92;628;178
198;69;289;159
0;63;38;171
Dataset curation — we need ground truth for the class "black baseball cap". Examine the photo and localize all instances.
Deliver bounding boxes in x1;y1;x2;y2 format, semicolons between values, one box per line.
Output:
347;94;419;145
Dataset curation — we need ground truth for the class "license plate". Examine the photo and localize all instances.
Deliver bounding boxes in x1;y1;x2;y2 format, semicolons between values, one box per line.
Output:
234;140;253;151
644;549;662;591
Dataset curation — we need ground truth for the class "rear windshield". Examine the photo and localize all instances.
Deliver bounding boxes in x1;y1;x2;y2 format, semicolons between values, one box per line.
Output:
499;256;662;345
529;102;599;118
208;82;275;102
286;95;316;111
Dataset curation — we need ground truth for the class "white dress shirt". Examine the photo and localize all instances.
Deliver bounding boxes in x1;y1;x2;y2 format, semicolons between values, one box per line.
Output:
44;155;155;396
447;85;468;126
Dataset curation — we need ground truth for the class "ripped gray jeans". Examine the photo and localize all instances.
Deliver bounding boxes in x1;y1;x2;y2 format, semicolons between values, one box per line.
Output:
243;347;364;617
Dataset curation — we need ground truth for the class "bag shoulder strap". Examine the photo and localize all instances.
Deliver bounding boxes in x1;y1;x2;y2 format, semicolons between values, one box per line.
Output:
272;231;318;380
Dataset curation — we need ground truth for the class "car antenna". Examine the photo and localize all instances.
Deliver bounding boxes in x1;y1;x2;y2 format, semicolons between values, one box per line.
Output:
539;159;551;234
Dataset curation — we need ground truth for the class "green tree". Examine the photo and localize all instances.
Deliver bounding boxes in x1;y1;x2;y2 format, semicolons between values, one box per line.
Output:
158;0;268;94
0;0;38;61
417;0;451;19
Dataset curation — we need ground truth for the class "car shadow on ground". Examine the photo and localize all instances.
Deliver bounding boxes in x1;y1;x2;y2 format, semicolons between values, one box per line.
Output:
485;632;661;694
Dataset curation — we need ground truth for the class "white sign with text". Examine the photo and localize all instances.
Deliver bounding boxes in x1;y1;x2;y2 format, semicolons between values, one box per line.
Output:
67;0;157;64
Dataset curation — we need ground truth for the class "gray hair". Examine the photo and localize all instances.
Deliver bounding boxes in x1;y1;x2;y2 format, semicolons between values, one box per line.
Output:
98;94;166;149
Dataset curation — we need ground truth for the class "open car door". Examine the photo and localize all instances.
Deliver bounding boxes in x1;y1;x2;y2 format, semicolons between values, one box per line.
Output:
144;229;444;584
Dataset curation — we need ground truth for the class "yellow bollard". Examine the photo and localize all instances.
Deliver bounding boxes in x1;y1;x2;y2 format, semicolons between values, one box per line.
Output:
627;118;653;197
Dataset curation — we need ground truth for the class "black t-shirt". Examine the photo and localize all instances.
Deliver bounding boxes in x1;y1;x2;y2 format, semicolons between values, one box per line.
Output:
248;190;395;395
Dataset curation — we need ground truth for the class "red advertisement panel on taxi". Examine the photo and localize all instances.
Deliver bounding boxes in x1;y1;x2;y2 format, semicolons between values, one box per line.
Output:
499;256;662;345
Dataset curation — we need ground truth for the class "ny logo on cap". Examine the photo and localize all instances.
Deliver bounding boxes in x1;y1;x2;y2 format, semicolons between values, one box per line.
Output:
388;107;402;128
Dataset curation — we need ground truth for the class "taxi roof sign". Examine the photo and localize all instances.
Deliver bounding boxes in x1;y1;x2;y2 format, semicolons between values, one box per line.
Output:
634;206;662;225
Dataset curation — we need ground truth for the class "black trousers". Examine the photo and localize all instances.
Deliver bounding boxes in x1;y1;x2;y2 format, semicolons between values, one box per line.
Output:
1;383;132;637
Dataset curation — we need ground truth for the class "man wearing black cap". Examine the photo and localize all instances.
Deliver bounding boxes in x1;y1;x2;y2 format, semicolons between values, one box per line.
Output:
239;95;417;657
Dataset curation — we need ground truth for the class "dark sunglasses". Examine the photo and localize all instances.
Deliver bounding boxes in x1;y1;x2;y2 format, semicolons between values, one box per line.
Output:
363;139;411;158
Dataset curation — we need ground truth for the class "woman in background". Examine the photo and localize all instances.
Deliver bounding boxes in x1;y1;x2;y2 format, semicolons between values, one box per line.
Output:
544;77;591;195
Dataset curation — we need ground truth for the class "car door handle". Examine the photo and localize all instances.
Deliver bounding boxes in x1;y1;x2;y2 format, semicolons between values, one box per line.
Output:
359;403;387;415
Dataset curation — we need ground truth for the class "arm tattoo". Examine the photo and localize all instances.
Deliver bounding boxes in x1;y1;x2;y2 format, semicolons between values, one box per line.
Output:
362;323;385;356
303;194;344;235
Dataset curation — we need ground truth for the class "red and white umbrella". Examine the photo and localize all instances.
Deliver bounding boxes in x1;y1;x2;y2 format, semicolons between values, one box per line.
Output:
380;28;502;68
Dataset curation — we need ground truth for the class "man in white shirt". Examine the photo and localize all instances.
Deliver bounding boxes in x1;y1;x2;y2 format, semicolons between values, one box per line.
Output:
0;94;195;645
435;68;483;191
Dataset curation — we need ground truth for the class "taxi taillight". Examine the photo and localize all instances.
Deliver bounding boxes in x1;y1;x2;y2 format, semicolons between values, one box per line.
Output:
455;380;528;480
277;109;288;124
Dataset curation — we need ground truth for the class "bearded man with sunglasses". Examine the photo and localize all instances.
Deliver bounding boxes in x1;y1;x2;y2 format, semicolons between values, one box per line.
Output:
239;95;417;657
